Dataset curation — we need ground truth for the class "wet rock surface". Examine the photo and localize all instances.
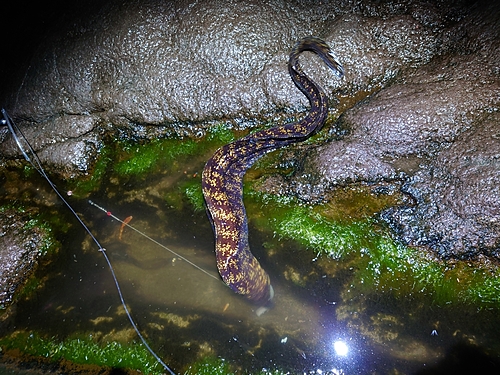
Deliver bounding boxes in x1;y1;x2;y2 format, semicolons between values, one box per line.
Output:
0;209;46;307
0;0;499;268
382;111;500;259
1;0;466;166
0;115;102;178
291;0;500;259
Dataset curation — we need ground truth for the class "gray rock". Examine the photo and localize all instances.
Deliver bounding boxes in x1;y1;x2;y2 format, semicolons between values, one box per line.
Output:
0;115;102;178
383;112;500;259
294;0;500;259
0;209;47;307
2;0;456;173
303;45;498;193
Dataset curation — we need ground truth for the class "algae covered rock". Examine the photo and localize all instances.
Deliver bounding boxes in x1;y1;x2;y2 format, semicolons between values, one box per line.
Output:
290;0;500;260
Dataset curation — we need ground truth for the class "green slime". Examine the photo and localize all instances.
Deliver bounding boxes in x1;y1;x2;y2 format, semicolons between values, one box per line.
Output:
0;331;163;374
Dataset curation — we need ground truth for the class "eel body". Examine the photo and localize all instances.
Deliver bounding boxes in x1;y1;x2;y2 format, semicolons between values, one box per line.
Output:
202;37;344;304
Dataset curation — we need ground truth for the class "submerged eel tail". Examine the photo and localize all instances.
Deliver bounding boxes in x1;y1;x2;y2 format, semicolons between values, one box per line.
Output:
202;37;344;305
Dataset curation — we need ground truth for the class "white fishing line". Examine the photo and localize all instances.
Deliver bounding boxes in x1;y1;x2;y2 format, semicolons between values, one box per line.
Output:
88;200;221;282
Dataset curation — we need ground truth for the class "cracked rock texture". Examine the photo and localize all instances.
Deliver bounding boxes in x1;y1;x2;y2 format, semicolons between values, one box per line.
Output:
381;112;500;259
0;0;499;263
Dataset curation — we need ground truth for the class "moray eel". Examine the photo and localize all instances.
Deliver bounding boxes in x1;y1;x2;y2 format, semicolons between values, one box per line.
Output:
202;37;344;304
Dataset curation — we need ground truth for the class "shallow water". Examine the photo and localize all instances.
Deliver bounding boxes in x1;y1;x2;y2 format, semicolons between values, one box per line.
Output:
1;164;500;375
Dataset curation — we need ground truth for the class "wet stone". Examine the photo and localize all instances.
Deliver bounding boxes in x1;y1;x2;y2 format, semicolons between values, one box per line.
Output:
0;209;47;308
0;115;102;179
287;1;500;259
382;111;500;259
2;0;458;174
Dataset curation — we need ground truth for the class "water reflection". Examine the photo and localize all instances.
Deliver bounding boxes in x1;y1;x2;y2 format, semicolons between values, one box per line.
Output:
86;198;344;370
2;188;500;374
333;340;348;356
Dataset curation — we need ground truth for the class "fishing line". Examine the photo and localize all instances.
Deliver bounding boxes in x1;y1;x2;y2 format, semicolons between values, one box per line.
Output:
1;109;176;375
88;200;221;282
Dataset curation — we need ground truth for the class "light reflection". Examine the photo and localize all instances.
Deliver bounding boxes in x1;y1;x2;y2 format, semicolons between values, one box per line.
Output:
312;329;359;374
333;340;349;356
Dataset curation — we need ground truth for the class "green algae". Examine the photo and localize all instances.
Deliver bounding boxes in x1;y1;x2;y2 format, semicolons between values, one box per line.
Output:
182;178;205;212
162;176;204;212
0;331;164;375
469;273;500;305
114;138;199;176
273;205;366;259
184;357;233;375
0;204;59;257
61;124;236;199
244;188;500;308
114;125;236;178
13;275;43;302
0;332;290;375
101;125;236;211
21;164;36;178
184;356;289;375
71;146;112;197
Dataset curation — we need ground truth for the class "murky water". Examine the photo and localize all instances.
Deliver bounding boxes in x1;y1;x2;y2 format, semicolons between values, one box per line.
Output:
1;161;500;375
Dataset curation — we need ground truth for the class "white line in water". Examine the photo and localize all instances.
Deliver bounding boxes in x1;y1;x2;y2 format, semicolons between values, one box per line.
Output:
88;200;222;282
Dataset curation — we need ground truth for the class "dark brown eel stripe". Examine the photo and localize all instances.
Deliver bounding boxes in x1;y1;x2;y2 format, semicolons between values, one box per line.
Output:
202;37;344;304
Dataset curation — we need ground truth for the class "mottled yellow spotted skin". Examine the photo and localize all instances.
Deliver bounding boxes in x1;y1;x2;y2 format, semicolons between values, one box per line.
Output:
202;37;344;304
